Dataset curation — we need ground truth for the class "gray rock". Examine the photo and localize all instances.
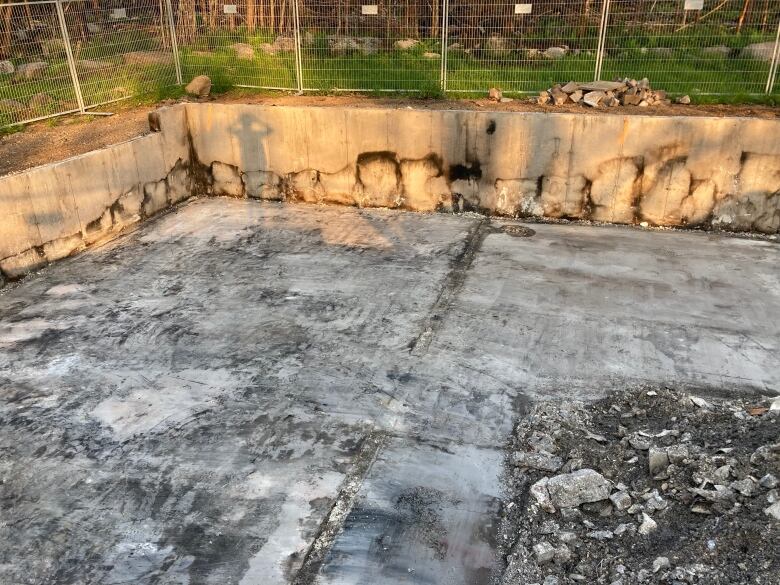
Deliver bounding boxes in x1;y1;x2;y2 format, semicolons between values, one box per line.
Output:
0;60;14;74
742;42;775;62
622;94;643;106
185;75;211;97
15;61;47;80
543;576;560;585
485;35;511;56
533;541;556;563
712;464;732;483
28;92;53;109
122;51;173;65
677;95;691;105
488;87;503;101
0;98;25;113
558;531;577;544
638;512;657;535
394;38;419;51
550;85;567;105
554;544;571;563
666;444;689;464
579;81;626;92
760;474;778;489
232;43;255;59
765;501;780;521
546;469;611;508
78;59;112;70
530;477;556;512
730;478;758;497
544;46;567;59
610;490;632;511
703;45;731;57
513;451;564;472
653;556;671;573
587;530;613;540
689;485;734;503
273;36;296;52
259;42;277;55
582;91;606;107
648;447;670;476
560;81;579;93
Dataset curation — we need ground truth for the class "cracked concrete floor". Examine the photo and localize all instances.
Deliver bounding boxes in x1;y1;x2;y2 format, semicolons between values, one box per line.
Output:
1;198;778;585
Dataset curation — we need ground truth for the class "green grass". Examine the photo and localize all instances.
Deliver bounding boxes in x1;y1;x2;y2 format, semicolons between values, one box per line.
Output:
1;24;778;127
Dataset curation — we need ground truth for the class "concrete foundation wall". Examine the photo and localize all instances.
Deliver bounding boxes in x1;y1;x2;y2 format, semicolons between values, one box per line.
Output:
186;103;780;235
0;105;192;284
2;102;779;283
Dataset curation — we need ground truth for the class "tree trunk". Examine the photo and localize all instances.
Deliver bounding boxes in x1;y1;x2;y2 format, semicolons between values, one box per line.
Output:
736;0;751;33
247;0;256;32
1;4;13;59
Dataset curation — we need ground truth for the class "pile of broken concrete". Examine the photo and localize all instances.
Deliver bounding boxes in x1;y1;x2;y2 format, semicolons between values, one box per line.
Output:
537;78;690;108
499;387;779;585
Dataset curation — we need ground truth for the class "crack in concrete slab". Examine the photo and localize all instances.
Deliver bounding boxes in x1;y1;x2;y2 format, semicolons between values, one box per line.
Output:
292;431;386;585
408;218;492;357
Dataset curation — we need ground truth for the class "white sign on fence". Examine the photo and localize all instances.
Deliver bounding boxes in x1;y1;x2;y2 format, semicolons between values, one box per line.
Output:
110;8;127;19
361;5;379;15
684;0;704;9
514;4;533;15
223;4;237;14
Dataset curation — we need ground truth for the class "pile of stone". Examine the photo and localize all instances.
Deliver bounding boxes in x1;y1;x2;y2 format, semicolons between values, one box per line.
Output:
499;387;779;585
537;78;690;108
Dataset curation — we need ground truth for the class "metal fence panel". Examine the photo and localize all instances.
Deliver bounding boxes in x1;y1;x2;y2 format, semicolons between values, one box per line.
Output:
297;0;442;93
601;0;780;96
60;0;177;109
443;0;604;95
0;0;81;126
173;0;298;91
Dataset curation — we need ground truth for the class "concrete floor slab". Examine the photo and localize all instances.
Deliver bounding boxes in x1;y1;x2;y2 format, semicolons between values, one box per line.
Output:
1;199;778;584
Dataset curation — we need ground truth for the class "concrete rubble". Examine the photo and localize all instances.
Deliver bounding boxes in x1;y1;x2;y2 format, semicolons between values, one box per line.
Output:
501;387;780;584
537;78;690;108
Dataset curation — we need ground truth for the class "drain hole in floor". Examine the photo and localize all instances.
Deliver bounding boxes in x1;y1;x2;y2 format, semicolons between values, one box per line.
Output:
503;225;536;238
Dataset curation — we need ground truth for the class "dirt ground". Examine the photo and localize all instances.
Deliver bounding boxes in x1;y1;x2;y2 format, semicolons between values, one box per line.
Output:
0;91;777;177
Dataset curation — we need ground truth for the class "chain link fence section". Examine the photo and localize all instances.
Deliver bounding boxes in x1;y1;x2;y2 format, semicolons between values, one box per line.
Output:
172;0;298;91
600;0;780;96
60;0;177;109
0;0;81;126
444;0;604;95
297;0;441;93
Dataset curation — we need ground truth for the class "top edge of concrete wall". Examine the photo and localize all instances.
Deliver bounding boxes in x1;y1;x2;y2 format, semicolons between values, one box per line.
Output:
182;101;780;124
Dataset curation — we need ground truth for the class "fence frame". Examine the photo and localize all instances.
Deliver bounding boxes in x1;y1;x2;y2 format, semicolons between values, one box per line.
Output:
2;0;780;127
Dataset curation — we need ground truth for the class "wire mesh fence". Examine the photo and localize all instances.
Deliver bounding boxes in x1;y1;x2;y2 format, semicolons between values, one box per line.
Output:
297;0;442;93
444;0;603;94
61;0;178;108
1;0;779;127
0;0;80;126
174;0;298;91
600;0;780;96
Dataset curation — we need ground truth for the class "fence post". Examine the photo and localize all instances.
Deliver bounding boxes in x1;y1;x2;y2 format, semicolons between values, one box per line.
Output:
163;0;183;85
440;0;449;92
766;18;780;94
594;0;611;81
292;0;304;92
54;0;85;113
